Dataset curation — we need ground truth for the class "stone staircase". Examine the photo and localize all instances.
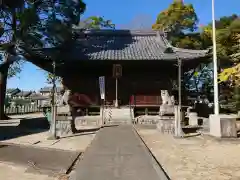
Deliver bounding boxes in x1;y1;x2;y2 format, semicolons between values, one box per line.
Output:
102;106;133;125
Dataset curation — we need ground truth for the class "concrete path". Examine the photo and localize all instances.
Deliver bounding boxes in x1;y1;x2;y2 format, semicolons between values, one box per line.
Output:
72;125;168;180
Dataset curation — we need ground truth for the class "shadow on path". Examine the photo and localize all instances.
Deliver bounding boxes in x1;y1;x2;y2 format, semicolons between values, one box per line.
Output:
0;143;80;176
0;117;49;141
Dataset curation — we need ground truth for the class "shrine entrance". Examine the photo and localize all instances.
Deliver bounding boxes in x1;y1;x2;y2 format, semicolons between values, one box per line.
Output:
104;61;175;108
105;77;131;107
105;64;130;107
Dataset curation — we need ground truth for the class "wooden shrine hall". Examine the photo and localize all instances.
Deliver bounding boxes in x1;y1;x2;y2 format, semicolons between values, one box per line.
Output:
34;30;210;110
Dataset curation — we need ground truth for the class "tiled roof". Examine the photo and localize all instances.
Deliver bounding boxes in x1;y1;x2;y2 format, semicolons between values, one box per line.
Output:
15;91;32;97
30;93;49;100
69;30;209;61
6;88;20;95
39;87;62;93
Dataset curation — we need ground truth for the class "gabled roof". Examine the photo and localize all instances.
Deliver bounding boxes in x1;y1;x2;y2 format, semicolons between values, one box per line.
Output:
69;29;209;61
6;30;210;76
39;87;61;93
30;93;49;100
6;88;21;95
15;91;32;97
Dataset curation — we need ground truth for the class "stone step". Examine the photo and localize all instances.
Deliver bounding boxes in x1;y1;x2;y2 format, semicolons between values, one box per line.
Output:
106;121;131;125
104;108;131;120
103;107;133;124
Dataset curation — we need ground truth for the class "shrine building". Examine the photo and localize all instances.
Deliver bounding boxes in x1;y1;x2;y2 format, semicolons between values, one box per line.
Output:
34;29;210;115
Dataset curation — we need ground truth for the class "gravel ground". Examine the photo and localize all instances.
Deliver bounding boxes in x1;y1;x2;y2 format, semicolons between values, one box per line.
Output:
137;128;240;180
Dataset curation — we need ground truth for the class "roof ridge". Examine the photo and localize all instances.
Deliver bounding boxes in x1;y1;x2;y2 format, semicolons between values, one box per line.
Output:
83;29;165;36
172;47;210;54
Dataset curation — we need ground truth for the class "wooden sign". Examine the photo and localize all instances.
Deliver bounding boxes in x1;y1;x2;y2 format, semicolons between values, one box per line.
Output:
113;64;122;78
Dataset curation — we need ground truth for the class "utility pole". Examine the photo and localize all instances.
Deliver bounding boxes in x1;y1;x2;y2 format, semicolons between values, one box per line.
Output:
212;0;219;115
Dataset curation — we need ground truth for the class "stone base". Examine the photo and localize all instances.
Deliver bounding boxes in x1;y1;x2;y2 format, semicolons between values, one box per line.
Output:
157;119;175;134
159;104;174;116
56;119;73;137
75;116;99;126
47;135;59;140
135;115;160;125
57;105;71;115
209;114;237;138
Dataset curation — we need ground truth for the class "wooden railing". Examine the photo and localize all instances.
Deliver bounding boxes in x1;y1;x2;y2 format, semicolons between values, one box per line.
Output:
130;95;162;106
4;105;43;115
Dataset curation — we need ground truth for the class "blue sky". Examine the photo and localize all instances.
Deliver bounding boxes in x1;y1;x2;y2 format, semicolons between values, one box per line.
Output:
7;0;240;91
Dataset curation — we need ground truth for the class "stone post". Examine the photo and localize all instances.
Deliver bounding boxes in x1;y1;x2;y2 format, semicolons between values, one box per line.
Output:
174;106;184;137
188;112;198;126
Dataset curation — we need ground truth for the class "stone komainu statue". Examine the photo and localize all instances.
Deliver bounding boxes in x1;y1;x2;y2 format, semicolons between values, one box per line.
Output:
159;90;175;116
58;90;71;106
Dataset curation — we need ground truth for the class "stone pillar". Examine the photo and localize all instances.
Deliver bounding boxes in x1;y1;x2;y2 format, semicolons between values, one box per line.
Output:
100;106;105;126
55;105;73;137
56;115;73;137
174;106;184;137
209;114;237;138
157;119;175;134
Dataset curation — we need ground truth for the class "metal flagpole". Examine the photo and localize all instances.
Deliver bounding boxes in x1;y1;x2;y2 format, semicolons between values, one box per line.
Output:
212;0;219;115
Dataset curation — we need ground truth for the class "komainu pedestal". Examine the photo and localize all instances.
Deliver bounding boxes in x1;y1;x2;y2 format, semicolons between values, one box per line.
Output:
157;90;176;134
156;118;175;134
56;105;73;137
55;89;73;137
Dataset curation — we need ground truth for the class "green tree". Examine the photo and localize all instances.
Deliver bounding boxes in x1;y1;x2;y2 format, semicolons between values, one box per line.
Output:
213;15;240;85
152;1;213;100
152;0;203;49
0;0;86;119
152;0;198;33
209;15;240;111
201;14;240;62
80;16;115;30
46;72;62;85
45;15;115;86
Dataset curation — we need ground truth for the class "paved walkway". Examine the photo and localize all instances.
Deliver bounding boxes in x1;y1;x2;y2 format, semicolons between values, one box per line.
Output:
72;125;168;180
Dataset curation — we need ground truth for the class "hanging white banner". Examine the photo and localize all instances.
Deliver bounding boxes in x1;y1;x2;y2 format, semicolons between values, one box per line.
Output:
99;76;105;100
